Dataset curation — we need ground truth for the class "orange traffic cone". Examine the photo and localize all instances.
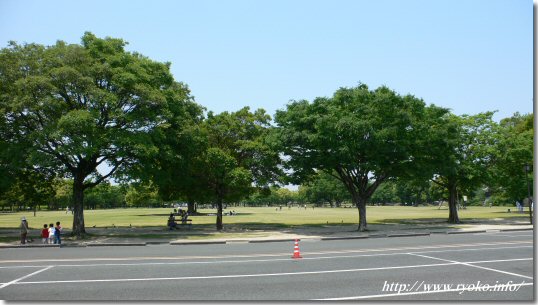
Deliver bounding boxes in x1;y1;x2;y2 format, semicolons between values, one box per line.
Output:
292;239;302;259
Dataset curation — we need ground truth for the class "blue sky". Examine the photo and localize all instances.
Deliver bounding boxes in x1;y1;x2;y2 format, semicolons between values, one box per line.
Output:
0;0;533;121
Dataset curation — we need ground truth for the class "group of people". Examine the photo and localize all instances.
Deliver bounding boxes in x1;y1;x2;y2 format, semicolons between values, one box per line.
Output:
40;222;63;244
18;217;63;245
167;209;191;230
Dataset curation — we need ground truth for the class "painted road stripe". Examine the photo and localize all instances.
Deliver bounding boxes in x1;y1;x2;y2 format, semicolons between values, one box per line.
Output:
3;263;465;285
0;240;531;265
10;258;533;286
314;282;534;300
0;245;532;269
409;253;533;280
0;266;53;290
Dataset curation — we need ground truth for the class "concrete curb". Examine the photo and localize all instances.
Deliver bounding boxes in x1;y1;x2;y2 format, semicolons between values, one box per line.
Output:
249;238;297;243
368;234;388;238
0;227;531;248
146;241;170;245
320;236;369;241
170;240;226;245
499;228;534;232
0;244;61;249
447;230;487;234
59;244;86;248
430;231;449;234
387;233;431;238
85;243;147;247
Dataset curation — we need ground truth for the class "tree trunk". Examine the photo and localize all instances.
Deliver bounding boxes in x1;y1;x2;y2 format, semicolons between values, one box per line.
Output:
187;200;197;215
414;189;422;207
216;197;223;231
447;179;460;223
355;196;368;231
72;176;86;236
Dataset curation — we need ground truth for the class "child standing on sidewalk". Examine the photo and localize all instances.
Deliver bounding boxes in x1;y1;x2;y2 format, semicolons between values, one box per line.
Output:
54;221;62;245
48;223;56;244
41;224;49;244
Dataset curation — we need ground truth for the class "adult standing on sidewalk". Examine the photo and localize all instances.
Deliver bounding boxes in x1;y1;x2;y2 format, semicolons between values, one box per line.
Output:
20;217;29;244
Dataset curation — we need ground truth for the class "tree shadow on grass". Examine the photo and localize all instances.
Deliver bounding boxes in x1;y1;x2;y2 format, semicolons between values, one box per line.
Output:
380;216;530;226
136;212;254;217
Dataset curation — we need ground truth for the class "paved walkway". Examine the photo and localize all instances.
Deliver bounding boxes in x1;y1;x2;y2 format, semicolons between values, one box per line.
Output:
0;218;533;248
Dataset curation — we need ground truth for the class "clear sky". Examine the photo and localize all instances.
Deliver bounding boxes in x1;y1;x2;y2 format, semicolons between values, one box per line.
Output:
0;0;533;121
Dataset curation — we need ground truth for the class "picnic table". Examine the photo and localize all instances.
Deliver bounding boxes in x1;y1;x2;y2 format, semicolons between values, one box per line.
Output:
167;214;192;230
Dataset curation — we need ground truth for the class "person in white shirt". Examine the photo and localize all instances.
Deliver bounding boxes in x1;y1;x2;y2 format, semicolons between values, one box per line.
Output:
48;223;56;244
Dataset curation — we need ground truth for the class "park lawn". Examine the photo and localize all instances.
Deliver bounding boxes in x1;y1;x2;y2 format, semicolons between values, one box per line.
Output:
0;205;526;230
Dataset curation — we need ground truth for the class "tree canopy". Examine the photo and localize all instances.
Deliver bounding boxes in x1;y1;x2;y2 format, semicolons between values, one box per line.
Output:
429;112;497;223
491;113;533;204
199;107;281;230
0;32;200;235
273;84;447;231
1;32;529;234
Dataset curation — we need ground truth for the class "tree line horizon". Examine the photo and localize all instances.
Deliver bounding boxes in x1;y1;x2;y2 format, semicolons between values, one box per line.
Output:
0;32;533;236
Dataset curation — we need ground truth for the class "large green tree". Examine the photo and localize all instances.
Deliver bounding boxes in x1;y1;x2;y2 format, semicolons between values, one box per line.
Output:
273;84;445;231
201;107;281;230
0;33;198;236
300;171;350;207
429;112;497;223
491;113;533;204
134;94;205;214
0;169;55;214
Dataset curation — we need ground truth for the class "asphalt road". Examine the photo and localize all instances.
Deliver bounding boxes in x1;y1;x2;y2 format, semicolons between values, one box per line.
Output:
0;230;534;301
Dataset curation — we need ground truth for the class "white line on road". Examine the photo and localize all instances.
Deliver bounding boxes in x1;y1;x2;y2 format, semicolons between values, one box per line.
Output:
11;258;533;286
0;245;531;269
313;282;535;300
0;266;53;290
408;253;533;280
0;240;531;265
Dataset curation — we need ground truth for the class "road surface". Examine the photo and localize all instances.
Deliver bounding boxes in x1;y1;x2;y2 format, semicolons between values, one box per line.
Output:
0;230;533;301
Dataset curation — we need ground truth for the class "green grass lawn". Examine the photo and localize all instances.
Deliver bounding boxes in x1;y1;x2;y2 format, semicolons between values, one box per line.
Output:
0;205;527;230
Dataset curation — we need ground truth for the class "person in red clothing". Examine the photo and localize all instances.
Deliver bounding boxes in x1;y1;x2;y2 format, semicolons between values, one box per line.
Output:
41;224;49;244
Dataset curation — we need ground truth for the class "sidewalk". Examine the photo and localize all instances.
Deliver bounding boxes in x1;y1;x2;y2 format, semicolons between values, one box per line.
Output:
0;219;533;248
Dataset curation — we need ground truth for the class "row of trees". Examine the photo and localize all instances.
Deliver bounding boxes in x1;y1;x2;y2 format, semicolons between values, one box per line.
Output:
0;167;515;212
0;33;533;235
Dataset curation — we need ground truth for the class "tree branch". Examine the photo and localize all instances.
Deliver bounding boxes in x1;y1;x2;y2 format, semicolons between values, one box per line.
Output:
83;160;123;190
431;178;447;188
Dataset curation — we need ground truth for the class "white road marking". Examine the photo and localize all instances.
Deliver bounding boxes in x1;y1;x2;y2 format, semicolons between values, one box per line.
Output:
410;245;533;255
0;266;53;290
0;240;531;265
11;258;533;286
0;245;531;269
313;282;534;300
408;253;533;280
13;258;533;285
3;263;465;285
